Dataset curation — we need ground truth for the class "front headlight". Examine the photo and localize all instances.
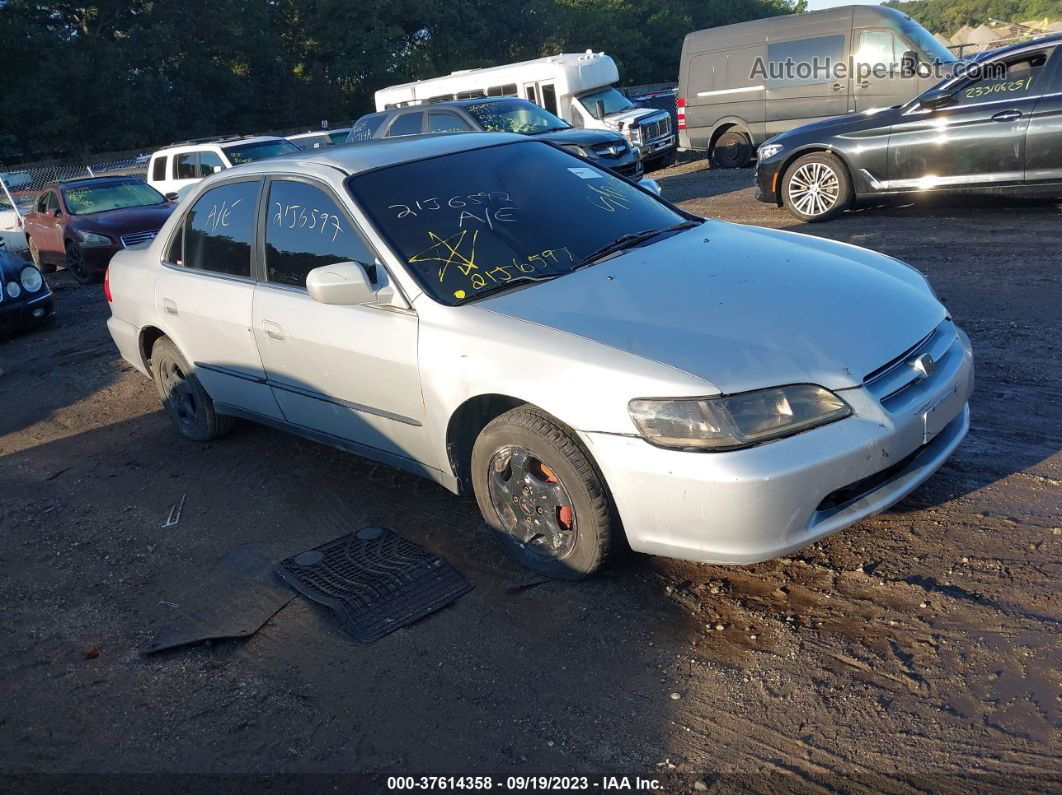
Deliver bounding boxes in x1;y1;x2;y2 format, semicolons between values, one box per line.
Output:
758;143;784;159
77;230;113;247
6;280;21;299
20;266;43;293
560;144;588;158
629;384;851;451
629;127;642;145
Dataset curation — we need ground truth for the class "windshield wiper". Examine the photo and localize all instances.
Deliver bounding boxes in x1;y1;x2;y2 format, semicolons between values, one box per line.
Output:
528;126;571;135
570;221;702;272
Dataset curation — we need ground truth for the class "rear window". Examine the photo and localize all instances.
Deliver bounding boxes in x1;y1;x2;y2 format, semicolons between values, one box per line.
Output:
222;139;300;165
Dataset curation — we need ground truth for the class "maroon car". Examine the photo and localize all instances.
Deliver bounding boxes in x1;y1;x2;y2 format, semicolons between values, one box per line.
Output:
23;176;174;284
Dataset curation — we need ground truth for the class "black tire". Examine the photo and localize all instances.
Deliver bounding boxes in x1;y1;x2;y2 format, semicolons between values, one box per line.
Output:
780;152;853;222
471;406;613;579
65;241;98;284
711;130;753;169
151;336;233;442
27;236;55;273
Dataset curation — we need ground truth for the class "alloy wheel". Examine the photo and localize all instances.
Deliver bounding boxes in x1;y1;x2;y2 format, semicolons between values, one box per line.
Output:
487;445;577;559
787;162;840;217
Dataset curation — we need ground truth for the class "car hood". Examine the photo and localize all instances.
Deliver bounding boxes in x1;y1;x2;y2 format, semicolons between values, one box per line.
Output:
480;222;945;394
769;106;901;144
0;248;32;279
68;204;175;234
536;128;628;148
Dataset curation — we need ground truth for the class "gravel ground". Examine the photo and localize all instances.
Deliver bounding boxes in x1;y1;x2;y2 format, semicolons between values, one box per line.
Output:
1;160;1059;792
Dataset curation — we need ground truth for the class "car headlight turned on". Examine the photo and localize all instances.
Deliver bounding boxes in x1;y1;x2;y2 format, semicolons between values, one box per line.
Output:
629;384;851;451
6;280;21;299
77;230;113;247
758;143;784;159
20;266;43;293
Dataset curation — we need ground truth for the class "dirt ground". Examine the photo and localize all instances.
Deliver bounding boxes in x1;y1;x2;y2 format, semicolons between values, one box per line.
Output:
1;160;1059;792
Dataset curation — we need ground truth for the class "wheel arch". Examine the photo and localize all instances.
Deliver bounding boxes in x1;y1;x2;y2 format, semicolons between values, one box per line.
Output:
708;119;751;154
773;145;855;204
138;324;168;373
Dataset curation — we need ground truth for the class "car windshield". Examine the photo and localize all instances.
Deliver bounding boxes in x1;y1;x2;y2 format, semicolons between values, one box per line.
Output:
223;139;300;165
349;141;688;306
61;180;166;215
577;87;636;120
899;19;957;64
462;100;570;134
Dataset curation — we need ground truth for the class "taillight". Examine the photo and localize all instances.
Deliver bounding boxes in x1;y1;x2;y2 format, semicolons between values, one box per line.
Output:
677;97;686;131
103;266;112;302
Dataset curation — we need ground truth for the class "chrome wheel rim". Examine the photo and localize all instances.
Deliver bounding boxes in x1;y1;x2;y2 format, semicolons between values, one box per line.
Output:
159;357;199;432
487;446;577;559
788;162;840;217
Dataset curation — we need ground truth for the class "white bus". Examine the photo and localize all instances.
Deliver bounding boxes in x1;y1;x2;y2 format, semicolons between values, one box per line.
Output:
374;52;677;167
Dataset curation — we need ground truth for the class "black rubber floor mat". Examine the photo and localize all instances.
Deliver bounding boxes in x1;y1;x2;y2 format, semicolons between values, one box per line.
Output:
143;543;296;655
274;528;473;642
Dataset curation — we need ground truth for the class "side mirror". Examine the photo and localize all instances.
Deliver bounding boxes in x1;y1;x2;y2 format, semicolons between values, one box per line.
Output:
640;179;662;196
918;88;956;111
306;261;378;305
164;192;180;202
52;208;61;217
901;50;919;77
212;165;223;173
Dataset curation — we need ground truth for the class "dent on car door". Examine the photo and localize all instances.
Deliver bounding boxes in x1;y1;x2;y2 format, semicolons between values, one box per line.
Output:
1025;46;1062;183
886;50;1049;190
155;178;284;419
251;178;431;467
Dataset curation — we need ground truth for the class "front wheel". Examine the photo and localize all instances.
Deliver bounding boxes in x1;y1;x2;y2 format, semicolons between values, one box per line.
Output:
151;336;233;442
65;242;97;284
471;406;614;579
27;237;55;273
781;152;852;222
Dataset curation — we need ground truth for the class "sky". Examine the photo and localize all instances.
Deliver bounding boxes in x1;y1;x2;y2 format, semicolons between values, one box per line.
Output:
805;0;884;10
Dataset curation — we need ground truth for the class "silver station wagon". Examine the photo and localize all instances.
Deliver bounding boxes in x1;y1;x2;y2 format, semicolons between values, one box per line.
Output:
105;133;973;579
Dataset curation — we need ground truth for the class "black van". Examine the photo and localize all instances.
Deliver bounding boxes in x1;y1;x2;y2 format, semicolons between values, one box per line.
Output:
678;5;958;167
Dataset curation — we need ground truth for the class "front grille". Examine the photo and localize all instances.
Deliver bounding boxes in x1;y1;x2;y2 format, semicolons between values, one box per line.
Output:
639;115;672;143
863;319;960;411
591;141;628;158
121;229;159;248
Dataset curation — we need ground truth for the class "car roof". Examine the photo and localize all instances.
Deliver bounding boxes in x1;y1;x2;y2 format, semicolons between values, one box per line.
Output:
153;136;285;154
232;132;530;177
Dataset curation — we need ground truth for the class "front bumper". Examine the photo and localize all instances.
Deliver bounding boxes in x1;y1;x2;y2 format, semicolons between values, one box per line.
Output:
637;134;677;162
0;288;54;333
580;328;974;565
754;157;784;204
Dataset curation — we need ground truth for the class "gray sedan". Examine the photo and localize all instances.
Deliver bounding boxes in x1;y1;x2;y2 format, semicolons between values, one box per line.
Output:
104;133;973;578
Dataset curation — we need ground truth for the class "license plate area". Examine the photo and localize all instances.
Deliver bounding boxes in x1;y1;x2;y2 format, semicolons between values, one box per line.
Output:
922;385;962;444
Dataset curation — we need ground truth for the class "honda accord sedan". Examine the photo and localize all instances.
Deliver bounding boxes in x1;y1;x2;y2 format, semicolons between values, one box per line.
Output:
105;133;973;578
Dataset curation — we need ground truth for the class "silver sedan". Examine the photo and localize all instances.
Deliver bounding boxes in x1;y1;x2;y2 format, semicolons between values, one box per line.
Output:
105;133;973;578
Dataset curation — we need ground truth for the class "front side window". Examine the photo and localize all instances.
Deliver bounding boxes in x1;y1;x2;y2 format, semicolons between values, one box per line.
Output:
36;192;51;213
62;180;166;215
175;152;197;179
766;35;846;88
152;155;167;182
462;99;569;134
348;115;385;142
955;50;1051;105
350;141;685;306
428;113;474;133
222;139;300;165
198;150;225;175
387;112;425;137
172;180;259;277
577;87;635;120
46;192;59;213
855;31;903;68
264;180;376;288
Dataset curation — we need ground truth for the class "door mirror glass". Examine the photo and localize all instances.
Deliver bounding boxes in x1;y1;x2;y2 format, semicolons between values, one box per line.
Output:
918;88;955;110
306;261;376;305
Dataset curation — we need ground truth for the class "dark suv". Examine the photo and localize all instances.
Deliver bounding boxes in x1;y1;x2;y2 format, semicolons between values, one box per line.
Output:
346;98;644;182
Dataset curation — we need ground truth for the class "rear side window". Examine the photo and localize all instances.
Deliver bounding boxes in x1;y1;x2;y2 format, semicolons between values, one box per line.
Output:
428;113;474;133
387;112;424;137
456;89;486;99
348;115;385;142
170;181;259;278
766;35;846;88
175;152;197;179
151;156;167;182
264;180;376;288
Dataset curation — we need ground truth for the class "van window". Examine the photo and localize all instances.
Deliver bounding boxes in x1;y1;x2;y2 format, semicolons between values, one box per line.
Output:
487;84;518;97
387;112;424;137
855;31;902;68
577;87;635;120
151;156;167;183
456;89;486;99
525;84;537;104
766;35;845;88
427;94;455;103
541;84;558;115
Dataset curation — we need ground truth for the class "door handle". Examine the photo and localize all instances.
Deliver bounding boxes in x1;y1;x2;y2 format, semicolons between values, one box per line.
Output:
991;110;1022;122
162;298;178;316
856;81;870;88
262;320;285;341
831;83;844;92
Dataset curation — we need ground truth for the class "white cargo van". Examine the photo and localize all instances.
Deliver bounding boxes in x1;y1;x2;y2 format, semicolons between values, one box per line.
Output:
375;52;677;167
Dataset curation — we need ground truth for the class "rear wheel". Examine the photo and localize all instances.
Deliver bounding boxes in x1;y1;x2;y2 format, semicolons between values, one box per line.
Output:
65;242;97;284
711;130;753;169
781;152;852;222
27;237;54;273
151;336;233;442
472;406;613;579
